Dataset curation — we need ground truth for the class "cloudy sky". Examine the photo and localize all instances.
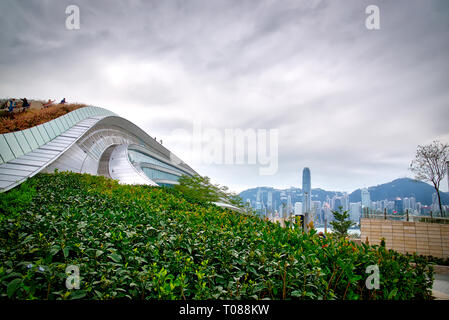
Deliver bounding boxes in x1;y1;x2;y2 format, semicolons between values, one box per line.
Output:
1;0;449;193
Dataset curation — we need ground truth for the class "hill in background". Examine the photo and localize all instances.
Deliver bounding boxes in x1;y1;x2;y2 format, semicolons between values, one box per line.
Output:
239;178;449;206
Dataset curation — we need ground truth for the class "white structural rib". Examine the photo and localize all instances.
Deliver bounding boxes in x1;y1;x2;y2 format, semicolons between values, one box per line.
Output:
0;106;197;193
109;144;158;186
0;115;108;192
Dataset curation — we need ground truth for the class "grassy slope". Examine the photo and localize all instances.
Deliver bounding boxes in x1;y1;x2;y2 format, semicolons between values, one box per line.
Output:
0;173;434;300
0;104;85;134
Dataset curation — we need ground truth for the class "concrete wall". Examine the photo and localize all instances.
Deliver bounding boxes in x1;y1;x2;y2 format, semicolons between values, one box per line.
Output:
361;218;449;258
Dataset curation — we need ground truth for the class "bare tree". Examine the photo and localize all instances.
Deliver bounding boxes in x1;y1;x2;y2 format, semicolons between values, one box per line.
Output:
410;140;449;216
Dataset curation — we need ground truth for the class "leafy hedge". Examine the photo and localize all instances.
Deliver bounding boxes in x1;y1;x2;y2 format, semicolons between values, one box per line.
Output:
0;173;434;300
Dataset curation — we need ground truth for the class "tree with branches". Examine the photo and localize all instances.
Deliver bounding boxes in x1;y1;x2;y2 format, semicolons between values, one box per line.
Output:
174;174;246;211
330;206;355;239
410;140;449;217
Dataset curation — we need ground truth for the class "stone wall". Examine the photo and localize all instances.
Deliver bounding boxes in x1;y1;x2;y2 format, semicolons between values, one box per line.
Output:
361;218;449;258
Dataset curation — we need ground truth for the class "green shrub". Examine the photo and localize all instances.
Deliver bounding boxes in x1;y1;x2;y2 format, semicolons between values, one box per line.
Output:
0;172;434;300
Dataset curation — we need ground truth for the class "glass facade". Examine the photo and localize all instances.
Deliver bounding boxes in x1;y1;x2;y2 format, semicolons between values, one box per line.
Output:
128;149;187;176
128;149;189;185
141;167;180;182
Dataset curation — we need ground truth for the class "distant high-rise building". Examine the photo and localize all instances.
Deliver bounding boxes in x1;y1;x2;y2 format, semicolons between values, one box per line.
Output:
267;191;273;210
333;197;342;211
410;197;416;211
342;192;349;211
312;201;322;224
361;188;370;210
403;197;416;212
256;188;262;210
287;194;292;214
294;202;303;215
280;191;287;202
349;202;361;223
302;167;311;213
394;198;403;214
432;193;439;213
323;202;332;225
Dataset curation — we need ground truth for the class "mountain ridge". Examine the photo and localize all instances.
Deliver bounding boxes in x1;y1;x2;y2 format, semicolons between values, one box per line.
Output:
239;178;449;207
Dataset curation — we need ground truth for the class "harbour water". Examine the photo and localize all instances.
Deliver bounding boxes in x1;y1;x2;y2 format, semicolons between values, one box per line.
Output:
315;227;361;236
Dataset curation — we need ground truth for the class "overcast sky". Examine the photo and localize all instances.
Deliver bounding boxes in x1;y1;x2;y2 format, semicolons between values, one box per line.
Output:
1;0;449;193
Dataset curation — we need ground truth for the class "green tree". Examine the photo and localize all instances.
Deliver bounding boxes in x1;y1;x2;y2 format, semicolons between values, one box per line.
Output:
330;206;355;239
174;174;246;211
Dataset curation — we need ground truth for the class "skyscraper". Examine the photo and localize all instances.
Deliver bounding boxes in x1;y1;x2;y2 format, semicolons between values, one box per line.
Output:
267;191;273;210
287;194;292;215
256;188;262;211
302;167;311;214
361;188;371;209
349;202;361;223
294;202;303;215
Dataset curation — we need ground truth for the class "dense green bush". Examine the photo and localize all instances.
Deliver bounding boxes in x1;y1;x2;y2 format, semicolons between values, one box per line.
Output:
0;173;434;300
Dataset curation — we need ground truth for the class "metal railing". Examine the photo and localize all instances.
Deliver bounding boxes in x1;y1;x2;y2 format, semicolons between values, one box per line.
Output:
362;208;449;224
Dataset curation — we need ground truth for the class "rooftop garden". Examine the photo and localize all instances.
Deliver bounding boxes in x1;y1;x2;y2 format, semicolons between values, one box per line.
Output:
0;103;85;134
0;172;435;300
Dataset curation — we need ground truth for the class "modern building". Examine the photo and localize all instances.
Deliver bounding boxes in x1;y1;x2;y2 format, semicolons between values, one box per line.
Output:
349;202;362;223
267;191;273;210
287;194;292;215
0;106;256;215
394;197;403;214
256;188;262;211
302;167;311;214
311;200;322;224
294;202;302;216
361;188;371;210
0;107;198;193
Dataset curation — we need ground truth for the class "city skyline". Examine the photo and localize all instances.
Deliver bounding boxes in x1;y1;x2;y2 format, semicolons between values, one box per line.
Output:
245;182;447;226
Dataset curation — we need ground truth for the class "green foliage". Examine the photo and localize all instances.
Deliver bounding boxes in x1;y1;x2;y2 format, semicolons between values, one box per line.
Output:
0;180;36;223
406;253;449;266
175;174;245;210
0;172;434;300
329;207;355;239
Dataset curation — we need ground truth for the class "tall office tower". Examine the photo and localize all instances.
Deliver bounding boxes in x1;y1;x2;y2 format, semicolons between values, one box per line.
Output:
403;197;410;211
333;197;342;211
349;202;362;223
294;202;303;215
416;202;422;214
256;188;262;211
394;198;403;214
280;191;287;202
279;204;284;218
302;167;311;214
312;201;321;224
361;188;371;210
323;202;332;227
409;197;416;211
342;192;349;211
287;195;292;215
267;191;273;210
